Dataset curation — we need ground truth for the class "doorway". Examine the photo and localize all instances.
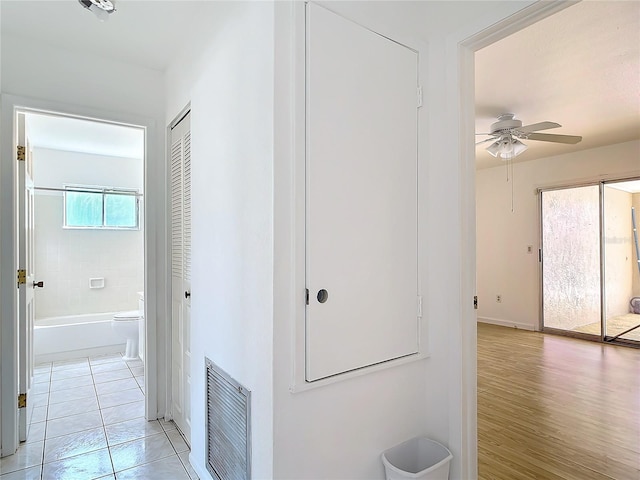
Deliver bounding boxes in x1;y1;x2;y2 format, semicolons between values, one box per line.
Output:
541;179;640;345
1;98;157;457
26;110;145;438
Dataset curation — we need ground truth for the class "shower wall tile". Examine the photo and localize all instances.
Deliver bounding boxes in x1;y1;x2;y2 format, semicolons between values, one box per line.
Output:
34;195;143;319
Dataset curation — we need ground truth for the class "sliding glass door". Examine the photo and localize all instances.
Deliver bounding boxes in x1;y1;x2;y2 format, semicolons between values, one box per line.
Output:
541;179;640;345
603;181;640;342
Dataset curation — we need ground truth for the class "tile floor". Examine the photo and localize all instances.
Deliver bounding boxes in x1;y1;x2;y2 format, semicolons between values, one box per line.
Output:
0;353;198;480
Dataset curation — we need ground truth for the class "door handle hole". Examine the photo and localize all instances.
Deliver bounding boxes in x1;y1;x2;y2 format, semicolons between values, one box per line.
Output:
317;289;328;303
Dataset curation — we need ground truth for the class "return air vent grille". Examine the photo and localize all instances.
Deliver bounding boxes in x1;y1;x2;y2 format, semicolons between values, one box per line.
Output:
206;358;251;480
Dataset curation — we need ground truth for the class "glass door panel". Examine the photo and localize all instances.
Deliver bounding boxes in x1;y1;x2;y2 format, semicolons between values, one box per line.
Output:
541;185;601;336
603;181;640;342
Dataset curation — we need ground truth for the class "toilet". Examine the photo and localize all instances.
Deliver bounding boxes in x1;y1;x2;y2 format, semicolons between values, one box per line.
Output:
111;310;142;361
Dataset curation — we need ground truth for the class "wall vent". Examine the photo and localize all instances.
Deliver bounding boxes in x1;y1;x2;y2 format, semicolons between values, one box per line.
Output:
206;357;251;480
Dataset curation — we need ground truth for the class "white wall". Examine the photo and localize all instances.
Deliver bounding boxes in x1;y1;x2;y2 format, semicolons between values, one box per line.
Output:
33;148;143;319
165;3;274;478
1;35;164;120
476;140;640;330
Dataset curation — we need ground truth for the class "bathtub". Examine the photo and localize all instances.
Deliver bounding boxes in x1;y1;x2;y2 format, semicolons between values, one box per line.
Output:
35;312;126;363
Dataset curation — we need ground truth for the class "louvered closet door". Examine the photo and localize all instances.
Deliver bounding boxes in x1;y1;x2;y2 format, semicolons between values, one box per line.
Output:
170;111;192;445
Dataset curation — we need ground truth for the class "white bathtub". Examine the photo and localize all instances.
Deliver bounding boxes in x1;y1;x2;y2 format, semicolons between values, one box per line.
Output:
35;312;126;363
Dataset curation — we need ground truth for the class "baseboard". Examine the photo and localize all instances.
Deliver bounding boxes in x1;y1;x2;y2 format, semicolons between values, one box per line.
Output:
35;344;125;364
190;452;211;480
478;317;537;331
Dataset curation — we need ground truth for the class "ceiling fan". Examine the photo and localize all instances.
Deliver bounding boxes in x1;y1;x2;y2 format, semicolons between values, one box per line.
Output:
476;113;582;159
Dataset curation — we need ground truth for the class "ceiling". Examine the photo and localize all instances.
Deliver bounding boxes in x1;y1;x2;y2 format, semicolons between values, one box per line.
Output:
0;0;207;71
2;1;639;165
25;112;144;159
475;1;640;169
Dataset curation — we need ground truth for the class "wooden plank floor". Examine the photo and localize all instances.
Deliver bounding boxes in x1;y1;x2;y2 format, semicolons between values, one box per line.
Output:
478;323;640;480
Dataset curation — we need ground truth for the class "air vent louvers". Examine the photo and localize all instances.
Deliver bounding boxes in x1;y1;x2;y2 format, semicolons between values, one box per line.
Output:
206;358;251;480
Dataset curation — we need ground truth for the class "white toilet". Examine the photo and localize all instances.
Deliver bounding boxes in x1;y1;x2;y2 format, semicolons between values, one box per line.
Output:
111;310;142;361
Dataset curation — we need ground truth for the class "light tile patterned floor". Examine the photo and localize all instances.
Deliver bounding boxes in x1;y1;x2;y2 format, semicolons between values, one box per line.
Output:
0;353;198;480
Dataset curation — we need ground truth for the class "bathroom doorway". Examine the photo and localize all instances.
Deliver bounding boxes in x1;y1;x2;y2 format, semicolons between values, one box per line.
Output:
19;108;146;444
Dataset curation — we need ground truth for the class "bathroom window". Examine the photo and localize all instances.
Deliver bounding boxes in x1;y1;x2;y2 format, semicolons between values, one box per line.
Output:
64;186;140;229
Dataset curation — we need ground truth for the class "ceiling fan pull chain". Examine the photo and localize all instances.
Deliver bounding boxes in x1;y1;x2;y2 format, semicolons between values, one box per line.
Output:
511;158;515;213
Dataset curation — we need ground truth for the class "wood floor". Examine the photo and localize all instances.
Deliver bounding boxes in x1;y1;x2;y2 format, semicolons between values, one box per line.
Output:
478;323;640;480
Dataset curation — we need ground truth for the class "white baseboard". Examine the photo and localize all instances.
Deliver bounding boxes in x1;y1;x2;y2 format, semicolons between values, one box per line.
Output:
478;316;537;331
190;452;210;480
35;344;125;364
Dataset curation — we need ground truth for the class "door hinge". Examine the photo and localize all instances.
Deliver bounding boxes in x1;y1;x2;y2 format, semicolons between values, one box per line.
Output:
305;288;309;306
17;269;26;286
17;145;25;162
18;393;26;409
417;86;423;108
417;295;423;318
474;295;478;310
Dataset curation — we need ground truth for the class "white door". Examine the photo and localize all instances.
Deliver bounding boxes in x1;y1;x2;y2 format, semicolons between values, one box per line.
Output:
17;113;36;441
170;111;192;444
305;4;420;381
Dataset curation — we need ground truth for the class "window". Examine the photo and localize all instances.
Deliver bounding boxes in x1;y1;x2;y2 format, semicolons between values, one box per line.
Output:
64;186;139;229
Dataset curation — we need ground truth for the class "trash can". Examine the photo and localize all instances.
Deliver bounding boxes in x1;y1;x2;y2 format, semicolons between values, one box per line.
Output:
381;436;453;480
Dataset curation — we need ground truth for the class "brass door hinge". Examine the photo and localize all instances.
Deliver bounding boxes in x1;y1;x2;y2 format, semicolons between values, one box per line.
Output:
18;393;26;409
17;145;25;162
17;269;26;286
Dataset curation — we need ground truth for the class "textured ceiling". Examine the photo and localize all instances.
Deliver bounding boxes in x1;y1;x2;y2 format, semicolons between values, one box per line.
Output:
475;1;640;169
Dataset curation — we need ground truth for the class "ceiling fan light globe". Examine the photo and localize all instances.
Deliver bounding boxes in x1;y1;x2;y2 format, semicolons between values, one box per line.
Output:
486;140;502;157
511;138;528;156
89;4;110;21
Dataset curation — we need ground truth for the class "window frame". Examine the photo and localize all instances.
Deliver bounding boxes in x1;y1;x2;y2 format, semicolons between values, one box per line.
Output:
63;184;140;230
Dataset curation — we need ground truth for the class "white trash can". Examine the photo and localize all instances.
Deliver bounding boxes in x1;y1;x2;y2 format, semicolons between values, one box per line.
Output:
381;436;453;480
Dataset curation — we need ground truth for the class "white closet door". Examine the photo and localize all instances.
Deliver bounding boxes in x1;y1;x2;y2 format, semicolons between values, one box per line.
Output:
170;111;191;444
305;4;420;381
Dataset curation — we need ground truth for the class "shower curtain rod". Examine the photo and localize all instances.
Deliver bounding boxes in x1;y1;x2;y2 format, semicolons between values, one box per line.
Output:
33;186;143;197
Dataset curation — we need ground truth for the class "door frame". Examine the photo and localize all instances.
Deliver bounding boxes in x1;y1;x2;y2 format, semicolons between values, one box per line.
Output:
456;1;577;477
0;94;160;456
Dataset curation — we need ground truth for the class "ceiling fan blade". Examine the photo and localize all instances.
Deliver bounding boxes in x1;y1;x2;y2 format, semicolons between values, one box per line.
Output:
475;137;497;146
526;132;582;144
517;121;561;134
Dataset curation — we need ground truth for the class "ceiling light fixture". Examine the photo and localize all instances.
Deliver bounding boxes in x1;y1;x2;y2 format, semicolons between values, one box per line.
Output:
486;134;528;159
78;0;116;22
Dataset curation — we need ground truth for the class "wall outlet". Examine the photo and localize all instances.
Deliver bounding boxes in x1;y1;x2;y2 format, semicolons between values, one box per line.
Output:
496;294;502;303
527;245;534;254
